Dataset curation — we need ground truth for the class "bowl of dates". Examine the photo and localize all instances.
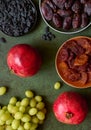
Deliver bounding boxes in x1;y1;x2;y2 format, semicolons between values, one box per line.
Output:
39;0;91;34
55;36;91;88
0;0;37;37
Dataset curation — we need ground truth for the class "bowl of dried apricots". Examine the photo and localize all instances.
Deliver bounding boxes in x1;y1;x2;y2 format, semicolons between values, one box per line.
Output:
55;36;91;88
39;0;91;34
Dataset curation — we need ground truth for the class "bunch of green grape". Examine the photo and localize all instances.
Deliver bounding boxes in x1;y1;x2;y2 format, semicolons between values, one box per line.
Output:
0;90;47;130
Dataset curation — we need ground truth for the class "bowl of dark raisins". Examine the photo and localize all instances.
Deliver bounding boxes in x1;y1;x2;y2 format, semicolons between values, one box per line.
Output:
39;0;91;34
0;0;37;37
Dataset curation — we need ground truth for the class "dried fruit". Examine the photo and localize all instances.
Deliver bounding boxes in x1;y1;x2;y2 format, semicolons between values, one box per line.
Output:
72;0;81;13
63;16;72;30
41;2;53;21
57;9;72;17
52;13;62;28
74;54;88;66
72;14;81;29
42;26;55;41
52;0;66;9
81;13;89;28
41;0;91;31
53;91;88;124
84;1;91;16
0;0;37;36
65;0;74;9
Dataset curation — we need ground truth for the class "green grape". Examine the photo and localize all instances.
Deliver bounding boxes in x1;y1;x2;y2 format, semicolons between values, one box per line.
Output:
35;96;42;102
30;98;37;108
19;106;25;113
16;101;21;107
24;122;32;129
54;82;61;89
36;102;45;110
0;109;5;116
25;90;34;98
1;112;11;121
0;90;47;130
6;117;13;125
36;111;45;120
21;98;29;107
21;114;31;122
9;97;17;105
0;126;5;130
29;108;38;116
7;104;14;113
2;106;7;110
32;116;39;124
18;125;24;130
0;119;5;125
30;123;38;130
11;106;19;114
0;86;6;95
14;112;23;120
6;125;13;130
11;119;20;129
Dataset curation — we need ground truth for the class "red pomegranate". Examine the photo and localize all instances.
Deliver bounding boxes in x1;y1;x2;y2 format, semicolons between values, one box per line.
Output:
7;44;42;77
53;91;88;125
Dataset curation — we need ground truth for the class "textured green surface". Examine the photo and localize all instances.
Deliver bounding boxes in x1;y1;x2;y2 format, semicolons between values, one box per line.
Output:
0;1;91;130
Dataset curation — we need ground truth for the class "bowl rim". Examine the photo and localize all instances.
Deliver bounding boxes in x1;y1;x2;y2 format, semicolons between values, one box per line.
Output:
55;36;91;88
39;0;91;35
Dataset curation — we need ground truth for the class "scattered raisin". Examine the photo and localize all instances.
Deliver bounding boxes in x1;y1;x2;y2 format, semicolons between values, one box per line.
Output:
42;26;56;41
0;37;7;43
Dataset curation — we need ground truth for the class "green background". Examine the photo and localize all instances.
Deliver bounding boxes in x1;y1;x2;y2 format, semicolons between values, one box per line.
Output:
0;0;91;130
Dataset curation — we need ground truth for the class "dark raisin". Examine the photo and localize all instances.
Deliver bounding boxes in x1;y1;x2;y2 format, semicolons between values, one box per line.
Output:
42;26;56;41
42;34;47;40
0;37;7;43
45;26;50;34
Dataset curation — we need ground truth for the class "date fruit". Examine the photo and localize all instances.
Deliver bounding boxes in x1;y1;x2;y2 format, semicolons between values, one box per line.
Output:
41;0;90;31
65;0;74;9
63;17;72;30
52;0;66;9
57;9;72;17
46;0;57;12
41;2;53;21
72;0;81;13
53;13;63;28
84;1;91;16
72;14;81;29
80;0;88;4
81;13;88;28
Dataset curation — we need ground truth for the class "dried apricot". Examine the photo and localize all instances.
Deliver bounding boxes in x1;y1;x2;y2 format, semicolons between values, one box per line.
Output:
74;54;88;66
